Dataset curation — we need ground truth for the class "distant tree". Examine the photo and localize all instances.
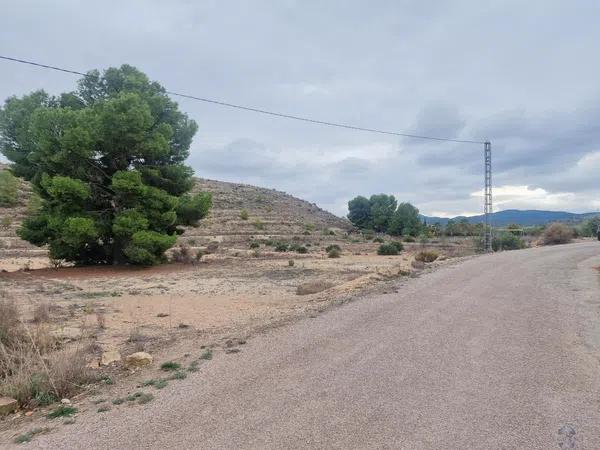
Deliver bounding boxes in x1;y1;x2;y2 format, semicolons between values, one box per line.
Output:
578;216;600;237
0;65;211;265
388;202;422;236
369;194;397;232
347;196;372;229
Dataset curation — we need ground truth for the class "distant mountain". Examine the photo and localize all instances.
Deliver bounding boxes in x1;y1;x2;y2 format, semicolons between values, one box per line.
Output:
422;209;600;227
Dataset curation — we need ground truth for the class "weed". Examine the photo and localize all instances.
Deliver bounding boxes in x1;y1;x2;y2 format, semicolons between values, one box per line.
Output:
240;209;249;220
187;360;200;372
32;303;50;323
249;242;260;249
112;398;125;405
47;405;77;419
137;393;154;404
160;361;181;371
253;219;265;230
288;259;295;267
200;349;213;360
97;405;110;413
14;427;49;444
274;242;288;252
92;398;107;404
126;392;143;402
154;379;168;389
169;370;187;380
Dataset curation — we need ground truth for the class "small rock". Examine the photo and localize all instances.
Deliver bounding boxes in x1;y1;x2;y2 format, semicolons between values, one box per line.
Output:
60;398;71;405
25;411;34;417
0;397;18;416
123;352;153;369
101;349;121;366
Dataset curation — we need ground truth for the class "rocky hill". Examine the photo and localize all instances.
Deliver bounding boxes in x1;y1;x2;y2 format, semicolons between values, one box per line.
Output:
0;163;353;259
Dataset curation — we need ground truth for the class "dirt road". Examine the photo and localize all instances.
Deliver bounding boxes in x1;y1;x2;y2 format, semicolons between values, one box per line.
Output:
28;242;600;449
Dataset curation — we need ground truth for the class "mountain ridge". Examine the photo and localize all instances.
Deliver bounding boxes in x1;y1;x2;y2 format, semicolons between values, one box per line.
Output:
422;209;600;227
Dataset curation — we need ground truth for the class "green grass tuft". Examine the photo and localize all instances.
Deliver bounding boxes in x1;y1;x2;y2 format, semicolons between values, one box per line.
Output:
200;349;213;360
160;361;181;371
47;405;77;419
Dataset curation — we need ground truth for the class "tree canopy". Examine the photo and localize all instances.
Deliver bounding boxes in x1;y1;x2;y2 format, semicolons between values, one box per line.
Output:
0;65;211;265
347;194;423;236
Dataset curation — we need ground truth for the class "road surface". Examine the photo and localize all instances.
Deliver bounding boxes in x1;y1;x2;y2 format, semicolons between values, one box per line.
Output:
31;242;600;449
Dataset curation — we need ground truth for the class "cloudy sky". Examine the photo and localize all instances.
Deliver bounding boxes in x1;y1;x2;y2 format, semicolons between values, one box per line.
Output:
1;0;599;217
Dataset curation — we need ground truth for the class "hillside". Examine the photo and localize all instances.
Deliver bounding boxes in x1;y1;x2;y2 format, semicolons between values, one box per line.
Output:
423;209;600;227
0;163;353;259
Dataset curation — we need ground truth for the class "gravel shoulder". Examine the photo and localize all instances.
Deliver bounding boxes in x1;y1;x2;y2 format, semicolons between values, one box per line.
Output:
8;242;600;449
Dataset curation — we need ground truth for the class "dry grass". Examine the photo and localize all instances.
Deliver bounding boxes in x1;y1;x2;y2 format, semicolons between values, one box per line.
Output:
32;302;51;324
541;223;574;245
296;281;335;296
415;251;439;263
0;297;95;407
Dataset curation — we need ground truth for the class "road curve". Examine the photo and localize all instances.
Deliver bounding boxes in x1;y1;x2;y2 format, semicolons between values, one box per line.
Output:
31;242;600;449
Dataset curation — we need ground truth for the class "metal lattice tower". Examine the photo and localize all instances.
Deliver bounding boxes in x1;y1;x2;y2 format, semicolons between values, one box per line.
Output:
484;141;493;252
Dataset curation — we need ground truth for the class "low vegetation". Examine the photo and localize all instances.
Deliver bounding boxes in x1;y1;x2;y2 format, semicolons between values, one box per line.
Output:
492;233;526;251
296;281;334;296
377;243;400;255
0;298;95;408
540;222;574;245
415;251;439;263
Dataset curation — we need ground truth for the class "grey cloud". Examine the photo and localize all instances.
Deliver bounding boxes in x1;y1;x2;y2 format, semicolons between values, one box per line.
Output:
1;0;600;216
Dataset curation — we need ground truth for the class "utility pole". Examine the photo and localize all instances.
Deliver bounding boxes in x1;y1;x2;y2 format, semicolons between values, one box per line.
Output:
484;141;493;252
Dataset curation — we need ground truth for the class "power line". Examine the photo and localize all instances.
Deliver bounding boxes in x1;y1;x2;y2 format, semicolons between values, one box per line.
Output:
0;55;485;144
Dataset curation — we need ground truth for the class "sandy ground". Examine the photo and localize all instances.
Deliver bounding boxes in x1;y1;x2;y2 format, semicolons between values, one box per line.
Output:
2;242;599;448
0;246;434;362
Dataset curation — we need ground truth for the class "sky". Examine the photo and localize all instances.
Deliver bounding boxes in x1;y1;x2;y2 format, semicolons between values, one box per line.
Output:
1;0;599;217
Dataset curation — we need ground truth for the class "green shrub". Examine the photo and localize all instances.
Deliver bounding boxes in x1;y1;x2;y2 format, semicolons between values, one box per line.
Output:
492;233;526;251
296;246;308;254
274;242;288;252
240;209;249;220
373;237;384;243
327;247;341;258
403;236;416;243
249;242;260;249
390;241;404;252
377;243;398;255
325;244;341;253
253;219;265;230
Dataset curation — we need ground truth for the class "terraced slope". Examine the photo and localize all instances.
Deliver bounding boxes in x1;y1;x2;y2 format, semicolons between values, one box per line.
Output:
0;164;352;259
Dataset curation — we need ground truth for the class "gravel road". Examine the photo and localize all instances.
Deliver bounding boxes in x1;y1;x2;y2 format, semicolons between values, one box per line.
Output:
28;242;600;449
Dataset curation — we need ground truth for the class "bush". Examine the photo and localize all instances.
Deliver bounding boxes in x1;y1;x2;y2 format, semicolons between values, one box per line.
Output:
239;209;249;220
492;233;526;251
373;237;384;243
0;170;18;206
390;241;404;252
541;223;574;245
403;236;416;243
253;219;265;230
274;242;288;252
377;243;399;255
327;247;341;258
249;242;260;249
415;251;438;263
296;246;308;254
325;244;341;253
1;216;12;230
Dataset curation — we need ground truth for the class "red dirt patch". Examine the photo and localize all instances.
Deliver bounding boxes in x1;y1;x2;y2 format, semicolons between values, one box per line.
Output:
0;262;198;280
